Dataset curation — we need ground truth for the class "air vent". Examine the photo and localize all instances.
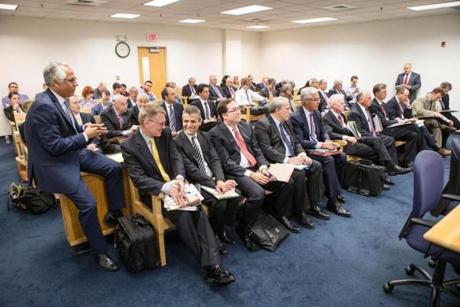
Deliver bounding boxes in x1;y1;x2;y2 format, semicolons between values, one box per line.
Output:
65;0;106;7
243;18;270;23
323;4;355;11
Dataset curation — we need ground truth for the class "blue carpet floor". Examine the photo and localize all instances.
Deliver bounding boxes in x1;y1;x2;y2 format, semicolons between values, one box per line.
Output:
0;140;459;307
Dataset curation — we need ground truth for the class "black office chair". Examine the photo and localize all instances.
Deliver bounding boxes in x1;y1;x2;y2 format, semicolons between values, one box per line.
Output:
383;151;460;307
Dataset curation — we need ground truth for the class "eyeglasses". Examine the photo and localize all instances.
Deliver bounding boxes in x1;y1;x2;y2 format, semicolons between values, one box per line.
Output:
64;77;78;84
307;97;320;101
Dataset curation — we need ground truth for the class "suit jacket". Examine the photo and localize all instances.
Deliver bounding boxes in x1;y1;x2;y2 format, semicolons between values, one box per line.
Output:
161;101;184;131
369;98;397;128
127;98;135;109
121;128;184;197
395;72;421;102
24;89;87;194
319;91;329;112
254;116;304;163
259;87;275;99
328;88;352;103
181;84;198;97
384;96;412;120
189;99;217;120
323;110;353;140
100;106;134;138
290;108;330;150
221;85;235;99
91;102;111;116
80;112;94;124
348;104;375;137
174;131;225;188
209;122;268;177
130;105;140;126
256;82;266;92
208;84;224;100
441;94;449;110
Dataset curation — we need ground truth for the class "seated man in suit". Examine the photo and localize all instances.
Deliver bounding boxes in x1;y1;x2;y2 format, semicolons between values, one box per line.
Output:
259;78;277;100
412;87;457;148
126;86;138;109
370;83;419;167
221;75;236;99
439;82;460;129
395;63;421;103
348;92;411;175
174;105;240;252
189;84;218;130
130;93;149;126
385;86;450;157
323;95;395;185
254;97;323;226
328;80;352;107
291;87;351;218
256;77;268;92
235;77;267;107
161;86;184;137
208;75;225;103
142;80;156;101
181;77;198;98
210;99;295;245
91;89;111;115
121;104;235;285
101;94;137;139
25;62;125;271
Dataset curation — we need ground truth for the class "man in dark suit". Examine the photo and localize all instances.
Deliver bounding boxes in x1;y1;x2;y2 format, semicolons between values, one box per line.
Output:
328;80;352;106
254;97;325;225
395;63;421;102
348;92;411;175
324;94;395;185
259;78;277;100
290;87;351;217
181;77;198;98
208;75;225;102
129;93;148;126
190;84;218;131
370;83;419;167
385;86;450;157
91;89;111;115
121;104;235;285
210;99;295;246
126;86;138;109
221;76;236;99
160;86;184;136
24;62;125;271
174;105;240;251
318;79;329;113
100;94;137;139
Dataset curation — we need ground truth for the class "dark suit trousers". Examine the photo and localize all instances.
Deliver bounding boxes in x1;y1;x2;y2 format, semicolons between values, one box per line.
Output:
304;160;323;204
201;189;240;237
419;125;439;151
290;169;310;214
358;137;393;164
165;209;220;268
383;125;418;163
310;153;345;200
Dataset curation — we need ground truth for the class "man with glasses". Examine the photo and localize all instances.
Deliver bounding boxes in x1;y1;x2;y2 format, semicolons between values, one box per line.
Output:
291;87;351;218
24;62;126;271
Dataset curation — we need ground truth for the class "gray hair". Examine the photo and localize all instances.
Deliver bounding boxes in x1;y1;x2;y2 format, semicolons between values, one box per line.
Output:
183;105;202;120
112;94;126;104
328;94;344;106
137;93;149;103
43;62;69;86
268;96;288;113
300;87;319;103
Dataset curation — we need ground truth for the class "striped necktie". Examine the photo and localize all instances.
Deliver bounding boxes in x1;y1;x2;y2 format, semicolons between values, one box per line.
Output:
191;136;207;175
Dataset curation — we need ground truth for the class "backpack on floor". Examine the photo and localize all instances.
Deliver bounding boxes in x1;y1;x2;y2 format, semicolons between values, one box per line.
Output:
115;214;159;272
7;183;57;214
342;159;386;197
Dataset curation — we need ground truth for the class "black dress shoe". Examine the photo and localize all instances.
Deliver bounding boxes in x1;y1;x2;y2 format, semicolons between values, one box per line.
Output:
387;164;412;176
220;230;236;245
307;203;330;220
103;211;123;227
205;265;236;285
293;212;315;229
215;236;228;256
327;202;352;218
236;224;261;252
95;253;119;271
280;216;301;233
383;175;394;185
337;194;346;203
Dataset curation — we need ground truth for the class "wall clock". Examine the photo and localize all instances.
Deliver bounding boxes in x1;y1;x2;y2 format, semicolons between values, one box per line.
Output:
115;41;130;58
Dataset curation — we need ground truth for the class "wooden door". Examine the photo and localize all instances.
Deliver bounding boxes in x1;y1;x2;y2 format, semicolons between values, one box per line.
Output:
138;47;167;99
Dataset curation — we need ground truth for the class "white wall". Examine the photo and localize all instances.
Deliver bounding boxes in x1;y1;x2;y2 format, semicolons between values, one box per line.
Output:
259;14;460;107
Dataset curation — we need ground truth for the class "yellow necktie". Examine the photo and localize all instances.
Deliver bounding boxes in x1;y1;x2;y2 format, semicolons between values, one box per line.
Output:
149;138;170;182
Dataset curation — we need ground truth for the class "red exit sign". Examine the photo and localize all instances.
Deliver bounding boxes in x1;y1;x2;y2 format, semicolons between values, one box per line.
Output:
147;33;157;42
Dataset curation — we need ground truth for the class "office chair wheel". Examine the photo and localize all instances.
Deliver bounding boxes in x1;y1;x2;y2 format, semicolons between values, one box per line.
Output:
383;282;394;293
405;265;416;276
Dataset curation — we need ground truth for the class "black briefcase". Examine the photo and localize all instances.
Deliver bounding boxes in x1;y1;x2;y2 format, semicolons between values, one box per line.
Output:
250;212;289;252
342;159;386;196
115;214;159;272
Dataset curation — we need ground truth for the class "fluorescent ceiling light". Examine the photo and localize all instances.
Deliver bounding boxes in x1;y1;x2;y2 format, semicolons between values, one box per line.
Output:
292;17;337;24
0;3;18;10
408;1;460;11
179;19;205;23
144;0;181;7
247;25;269;29
221;5;272;16
111;13;140;19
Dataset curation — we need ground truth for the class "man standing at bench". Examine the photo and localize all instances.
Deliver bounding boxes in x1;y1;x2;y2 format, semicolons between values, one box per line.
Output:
24;62;125;271
121;104;235;285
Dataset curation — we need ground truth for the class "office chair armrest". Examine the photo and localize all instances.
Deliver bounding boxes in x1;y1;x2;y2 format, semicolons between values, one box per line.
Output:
442;194;460;202
410;217;436;228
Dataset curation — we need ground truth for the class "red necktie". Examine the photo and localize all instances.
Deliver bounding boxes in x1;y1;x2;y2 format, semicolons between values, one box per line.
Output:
117;114;124;129
403;74;409;85
232;127;256;167
338;114;345;127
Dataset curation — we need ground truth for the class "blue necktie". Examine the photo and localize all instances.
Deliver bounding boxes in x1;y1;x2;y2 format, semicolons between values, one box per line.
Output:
309;113;318;142
63;100;77;132
279;123;295;157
